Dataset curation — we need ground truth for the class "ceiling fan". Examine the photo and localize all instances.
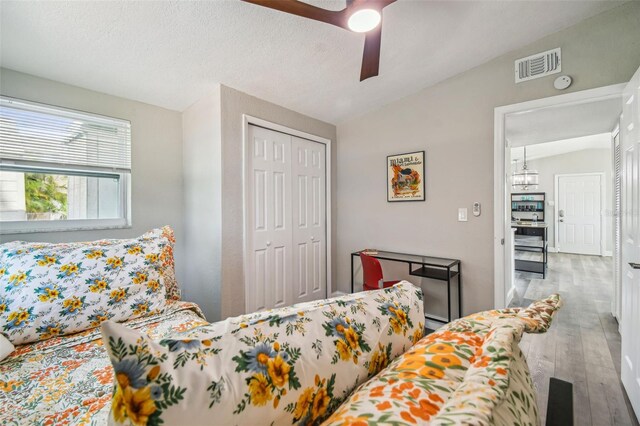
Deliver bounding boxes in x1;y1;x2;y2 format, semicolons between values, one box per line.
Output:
240;0;397;81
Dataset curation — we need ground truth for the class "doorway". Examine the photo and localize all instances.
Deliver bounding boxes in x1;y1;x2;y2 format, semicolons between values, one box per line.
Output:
494;79;640;424
494;84;624;309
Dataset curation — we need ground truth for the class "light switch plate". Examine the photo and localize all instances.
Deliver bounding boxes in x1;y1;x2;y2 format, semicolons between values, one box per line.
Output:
458;208;468;222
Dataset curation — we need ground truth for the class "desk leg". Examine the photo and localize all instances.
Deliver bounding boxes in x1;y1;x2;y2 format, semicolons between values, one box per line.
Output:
351;255;354;294
458;265;462;319
447;268;452;322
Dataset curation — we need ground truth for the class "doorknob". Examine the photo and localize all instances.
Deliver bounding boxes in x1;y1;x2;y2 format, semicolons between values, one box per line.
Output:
311;236;315;241
629;262;640;269
558;219;564;222
266;241;271;247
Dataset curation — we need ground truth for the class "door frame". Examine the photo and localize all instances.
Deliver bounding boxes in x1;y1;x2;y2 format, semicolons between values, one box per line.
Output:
242;115;334;313
493;83;625;308
554;172;606;256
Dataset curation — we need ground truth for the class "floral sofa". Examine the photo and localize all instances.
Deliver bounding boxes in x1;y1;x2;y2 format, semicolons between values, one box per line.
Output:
99;283;560;426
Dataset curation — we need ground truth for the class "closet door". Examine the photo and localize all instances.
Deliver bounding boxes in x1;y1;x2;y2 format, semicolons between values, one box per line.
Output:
291;136;327;304
246;125;292;312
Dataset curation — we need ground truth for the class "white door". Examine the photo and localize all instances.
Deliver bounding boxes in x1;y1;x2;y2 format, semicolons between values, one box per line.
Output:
621;65;640;418
291;136;327;304
557;174;602;255
247;125;292;311
246;125;327;312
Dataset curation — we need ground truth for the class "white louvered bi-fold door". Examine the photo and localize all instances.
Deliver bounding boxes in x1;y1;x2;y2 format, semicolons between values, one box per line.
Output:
246;125;327;313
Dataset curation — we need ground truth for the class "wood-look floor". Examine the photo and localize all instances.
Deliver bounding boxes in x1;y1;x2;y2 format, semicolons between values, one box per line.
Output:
511;252;639;426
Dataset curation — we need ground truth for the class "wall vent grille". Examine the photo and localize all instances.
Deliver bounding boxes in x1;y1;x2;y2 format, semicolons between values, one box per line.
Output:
515;48;561;83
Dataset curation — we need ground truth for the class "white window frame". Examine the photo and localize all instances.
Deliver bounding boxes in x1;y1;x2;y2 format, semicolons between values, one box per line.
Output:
0;98;132;234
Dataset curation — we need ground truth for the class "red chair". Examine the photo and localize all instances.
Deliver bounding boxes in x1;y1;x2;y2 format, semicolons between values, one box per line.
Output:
360;253;401;291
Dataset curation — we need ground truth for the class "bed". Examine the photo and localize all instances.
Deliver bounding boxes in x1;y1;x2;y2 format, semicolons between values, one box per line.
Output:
0;300;206;425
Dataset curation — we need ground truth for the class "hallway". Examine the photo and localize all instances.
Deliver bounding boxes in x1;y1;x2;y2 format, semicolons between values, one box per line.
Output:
512;253;638;425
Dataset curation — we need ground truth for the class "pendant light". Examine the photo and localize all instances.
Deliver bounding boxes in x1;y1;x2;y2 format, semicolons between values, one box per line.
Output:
512;146;539;190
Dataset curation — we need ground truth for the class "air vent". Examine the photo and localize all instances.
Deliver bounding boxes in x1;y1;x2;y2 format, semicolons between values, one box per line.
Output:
515;48;561;83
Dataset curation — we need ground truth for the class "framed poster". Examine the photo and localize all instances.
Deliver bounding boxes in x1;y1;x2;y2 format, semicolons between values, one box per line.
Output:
387;151;425;202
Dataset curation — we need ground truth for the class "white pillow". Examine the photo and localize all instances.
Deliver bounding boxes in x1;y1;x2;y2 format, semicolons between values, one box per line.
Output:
0;228;171;345
101;282;425;425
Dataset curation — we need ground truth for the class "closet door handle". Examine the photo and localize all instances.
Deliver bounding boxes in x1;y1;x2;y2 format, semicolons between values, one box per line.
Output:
311;236;315;241
266;241;271;247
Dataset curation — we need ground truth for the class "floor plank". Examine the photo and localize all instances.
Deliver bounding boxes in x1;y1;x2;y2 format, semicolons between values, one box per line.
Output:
511;252;639;426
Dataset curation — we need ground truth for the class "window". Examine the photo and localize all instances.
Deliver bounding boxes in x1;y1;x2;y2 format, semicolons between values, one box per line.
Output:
0;96;131;233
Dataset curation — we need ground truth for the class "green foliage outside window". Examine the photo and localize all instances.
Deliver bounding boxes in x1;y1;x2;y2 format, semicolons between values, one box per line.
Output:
24;173;68;217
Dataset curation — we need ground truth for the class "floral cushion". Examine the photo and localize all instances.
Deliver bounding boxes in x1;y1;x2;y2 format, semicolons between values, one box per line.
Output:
323;294;562;426
100;281;424;425
0;227;177;345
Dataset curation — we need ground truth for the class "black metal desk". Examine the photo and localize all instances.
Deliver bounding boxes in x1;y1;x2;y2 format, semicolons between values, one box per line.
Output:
350;250;462;324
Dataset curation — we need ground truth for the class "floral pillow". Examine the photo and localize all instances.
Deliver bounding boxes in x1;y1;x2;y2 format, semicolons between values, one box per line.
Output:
101;281;424;426
0;227;176;345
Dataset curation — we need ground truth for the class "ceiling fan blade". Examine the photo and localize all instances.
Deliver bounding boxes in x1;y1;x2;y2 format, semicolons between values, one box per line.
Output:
241;0;347;29
360;23;382;81
347;0;397;9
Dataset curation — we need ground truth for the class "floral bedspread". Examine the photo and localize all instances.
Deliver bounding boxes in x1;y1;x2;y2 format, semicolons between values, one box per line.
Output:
323;294;562;426
0;301;207;426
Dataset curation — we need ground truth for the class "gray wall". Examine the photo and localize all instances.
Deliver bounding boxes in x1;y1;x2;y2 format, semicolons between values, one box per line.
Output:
0;68;186;281
219;85;337;319
335;2;640;316
182;87;223;321
514;148;613;254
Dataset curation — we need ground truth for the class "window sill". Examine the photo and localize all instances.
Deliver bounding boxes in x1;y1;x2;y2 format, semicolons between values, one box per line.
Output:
0;218;131;235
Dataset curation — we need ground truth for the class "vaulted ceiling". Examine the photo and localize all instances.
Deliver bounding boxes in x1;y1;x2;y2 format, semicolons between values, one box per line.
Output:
0;0;626;123
507;96;622;147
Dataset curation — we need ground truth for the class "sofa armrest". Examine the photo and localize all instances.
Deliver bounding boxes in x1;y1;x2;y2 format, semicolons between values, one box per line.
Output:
516;293;562;333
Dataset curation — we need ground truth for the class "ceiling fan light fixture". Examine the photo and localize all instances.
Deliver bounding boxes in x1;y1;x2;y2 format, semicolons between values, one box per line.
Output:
347;8;381;33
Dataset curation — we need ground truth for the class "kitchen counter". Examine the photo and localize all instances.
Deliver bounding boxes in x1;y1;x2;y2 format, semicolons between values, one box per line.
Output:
511;222;548;228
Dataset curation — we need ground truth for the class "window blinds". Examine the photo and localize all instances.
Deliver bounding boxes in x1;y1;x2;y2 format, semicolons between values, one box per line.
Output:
0;96;131;174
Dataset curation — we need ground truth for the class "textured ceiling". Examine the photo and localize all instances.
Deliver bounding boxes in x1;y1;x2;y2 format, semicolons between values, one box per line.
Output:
0;0;626;124
506;96;622;147
510;133;611;162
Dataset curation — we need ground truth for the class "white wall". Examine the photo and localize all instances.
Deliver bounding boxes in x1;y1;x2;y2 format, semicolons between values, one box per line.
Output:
0;69;186;282
336;2;640;315
513;148;613;254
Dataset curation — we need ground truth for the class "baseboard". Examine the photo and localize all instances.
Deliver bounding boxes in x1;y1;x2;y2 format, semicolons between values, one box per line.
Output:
548;246;559;253
603;250;613;257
